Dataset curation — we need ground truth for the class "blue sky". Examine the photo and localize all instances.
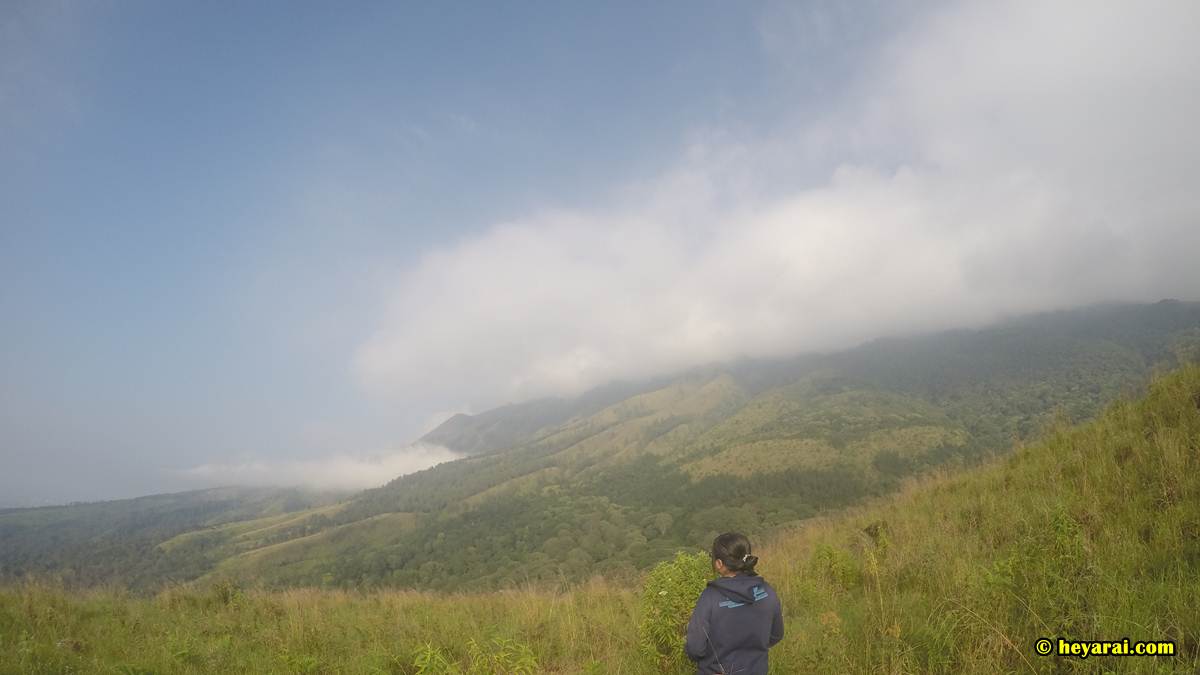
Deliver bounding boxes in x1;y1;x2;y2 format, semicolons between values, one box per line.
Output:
3;1;1199;504
1;1;782;502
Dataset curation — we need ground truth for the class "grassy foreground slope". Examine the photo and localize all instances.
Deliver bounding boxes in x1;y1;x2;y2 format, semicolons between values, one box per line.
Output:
3;365;1198;673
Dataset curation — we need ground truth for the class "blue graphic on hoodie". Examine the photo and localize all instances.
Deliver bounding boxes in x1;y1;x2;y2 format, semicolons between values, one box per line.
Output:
685;574;784;675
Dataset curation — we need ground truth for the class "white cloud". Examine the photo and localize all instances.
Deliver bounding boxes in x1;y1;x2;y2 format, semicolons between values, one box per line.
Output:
177;444;462;491
356;1;1200;413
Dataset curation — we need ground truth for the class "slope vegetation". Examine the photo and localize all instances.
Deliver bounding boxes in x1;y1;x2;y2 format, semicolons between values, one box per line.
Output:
4;362;1198;673
258;301;1200;590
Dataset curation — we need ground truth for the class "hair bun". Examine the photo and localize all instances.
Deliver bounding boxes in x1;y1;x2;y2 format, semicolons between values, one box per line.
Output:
743;555;759;568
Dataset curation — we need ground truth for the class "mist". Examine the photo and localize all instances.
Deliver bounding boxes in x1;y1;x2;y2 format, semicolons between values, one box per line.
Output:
177;444;462;492
355;1;1200;414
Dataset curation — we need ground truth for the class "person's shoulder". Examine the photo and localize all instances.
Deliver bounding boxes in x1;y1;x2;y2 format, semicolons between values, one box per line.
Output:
755;578;782;602
692;585;720;612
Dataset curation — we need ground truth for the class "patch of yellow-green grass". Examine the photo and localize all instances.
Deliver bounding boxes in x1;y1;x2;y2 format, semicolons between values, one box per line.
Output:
681;437;840;478
157;503;347;554
692;380;952;451
205;512;418;583
681;424;966;479
845;424;968;461
583;374;745;428
156;513;295;553
532;375;747;470
462;467;566;507
226;503;346;543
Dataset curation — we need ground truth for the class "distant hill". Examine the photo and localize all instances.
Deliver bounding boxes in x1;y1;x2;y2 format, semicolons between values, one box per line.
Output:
0;487;344;588
418;377;673;455
3;300;1199;592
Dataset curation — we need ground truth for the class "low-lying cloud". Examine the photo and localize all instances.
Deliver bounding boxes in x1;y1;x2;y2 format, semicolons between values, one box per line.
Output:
177;444;462;491
356;1;1200;415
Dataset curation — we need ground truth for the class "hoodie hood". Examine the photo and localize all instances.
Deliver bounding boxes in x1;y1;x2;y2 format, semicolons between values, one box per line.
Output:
707;574;768;604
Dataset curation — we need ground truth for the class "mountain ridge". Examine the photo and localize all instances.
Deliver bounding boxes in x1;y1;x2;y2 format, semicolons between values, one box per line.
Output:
4;300;1200;592
419;299;1200;457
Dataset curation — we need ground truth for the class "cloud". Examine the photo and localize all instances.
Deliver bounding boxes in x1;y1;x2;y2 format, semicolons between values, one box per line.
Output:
177;444;462;491
356;1;1200;413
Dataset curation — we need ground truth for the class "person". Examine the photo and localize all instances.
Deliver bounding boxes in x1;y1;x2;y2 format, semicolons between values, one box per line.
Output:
684;532;784;675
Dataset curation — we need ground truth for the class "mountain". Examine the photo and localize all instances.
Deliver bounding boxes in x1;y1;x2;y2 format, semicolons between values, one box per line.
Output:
5;358;1199;673
417;377;675;455
3;300;1200;592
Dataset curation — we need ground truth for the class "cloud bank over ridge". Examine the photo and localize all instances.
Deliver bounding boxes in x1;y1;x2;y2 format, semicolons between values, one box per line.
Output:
352;1;1200;410
178;444;462;492
356;1;1200;413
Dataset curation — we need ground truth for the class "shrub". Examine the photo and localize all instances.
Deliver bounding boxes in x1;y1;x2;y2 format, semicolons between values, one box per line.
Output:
465;637;538;674
208;579;243;607
638;550;713;672
411;638;539;674
412;643;458;674
809;543;861;591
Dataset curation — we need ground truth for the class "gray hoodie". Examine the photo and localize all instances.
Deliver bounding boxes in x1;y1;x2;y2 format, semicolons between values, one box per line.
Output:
684;574;784;674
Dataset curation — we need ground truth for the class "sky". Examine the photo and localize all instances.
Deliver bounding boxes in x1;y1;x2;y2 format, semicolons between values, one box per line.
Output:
2;1;1199;505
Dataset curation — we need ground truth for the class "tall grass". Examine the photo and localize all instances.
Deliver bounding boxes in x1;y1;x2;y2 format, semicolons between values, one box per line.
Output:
3;365;1199;673
0;580;644;674
760;363;1200;673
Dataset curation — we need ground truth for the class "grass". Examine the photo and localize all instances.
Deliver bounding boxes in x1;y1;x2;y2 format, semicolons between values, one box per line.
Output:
3;364;1199;673
0;580;641;674
205;512;420;584
156;503;348;554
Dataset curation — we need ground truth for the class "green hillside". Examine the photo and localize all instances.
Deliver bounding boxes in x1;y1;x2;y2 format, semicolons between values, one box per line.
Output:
3;360;1198;673
417;377;676;456
0;487;344;589
237;301;1200;590
3;301;1200;592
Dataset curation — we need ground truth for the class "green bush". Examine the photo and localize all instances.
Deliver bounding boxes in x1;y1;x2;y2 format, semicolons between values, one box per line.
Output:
412;643;457;674
465;637;538;674
809;543;861;591
638;550;713;672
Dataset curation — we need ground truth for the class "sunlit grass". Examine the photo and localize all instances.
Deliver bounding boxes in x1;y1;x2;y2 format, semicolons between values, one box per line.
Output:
3;365;1199;673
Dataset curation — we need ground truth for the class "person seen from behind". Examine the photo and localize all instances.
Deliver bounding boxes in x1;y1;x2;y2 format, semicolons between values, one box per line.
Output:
685;532;784;674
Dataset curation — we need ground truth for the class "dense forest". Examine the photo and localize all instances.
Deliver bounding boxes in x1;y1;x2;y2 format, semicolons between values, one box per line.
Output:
3;300;1199;592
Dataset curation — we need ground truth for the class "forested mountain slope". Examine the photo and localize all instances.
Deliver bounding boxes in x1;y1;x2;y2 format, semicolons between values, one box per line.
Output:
281;301;1199;590
3;300;1199;591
